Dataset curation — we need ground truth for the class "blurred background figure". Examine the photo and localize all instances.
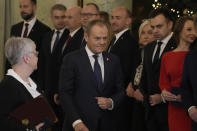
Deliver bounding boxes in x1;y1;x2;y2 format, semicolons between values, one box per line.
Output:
159;16;196;131
131;19;154;131
80;3;100;47
63;6;83;57
108;6;139;131
37;4;68;130
99;11;110;23
8;0;51;83
0;37;44;131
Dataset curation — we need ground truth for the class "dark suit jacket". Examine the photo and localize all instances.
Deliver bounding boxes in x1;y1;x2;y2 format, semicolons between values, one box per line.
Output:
62;27;84;58
0;75;34;131
10;19;51;51
9;19;51;82
181;49;197;131
38;29;69;96
139;36;176;120
108;30;139;87
59;48;125;131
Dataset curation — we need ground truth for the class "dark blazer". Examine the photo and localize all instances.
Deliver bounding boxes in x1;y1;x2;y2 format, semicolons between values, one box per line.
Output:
59;48;125;131
9;19;51;82
10;19;51;51
107;29;139;130
62;27;84;58
139;36;176;130
38;29;69;95
181;49;197;131
0;75;34;131
108;30;138;86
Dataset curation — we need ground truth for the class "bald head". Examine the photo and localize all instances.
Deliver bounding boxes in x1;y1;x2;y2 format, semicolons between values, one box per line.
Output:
111;7;132;34
65;6;82;32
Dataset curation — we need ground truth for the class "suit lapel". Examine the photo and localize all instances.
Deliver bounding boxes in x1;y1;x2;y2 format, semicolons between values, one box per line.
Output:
112;30;129;50
103;52;110;90
80;48;97;86
18;22;24;36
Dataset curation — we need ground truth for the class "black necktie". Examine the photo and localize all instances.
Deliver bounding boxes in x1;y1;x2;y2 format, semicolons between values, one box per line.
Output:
153;41;163;64
23;23;29;37
108;36;116;52
93;55;102;89
52;31;60;52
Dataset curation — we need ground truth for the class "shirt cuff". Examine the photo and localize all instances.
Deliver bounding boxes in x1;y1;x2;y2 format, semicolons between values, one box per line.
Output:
72;119;82;128
108;98;114;110
188;106;196;113
161;94;166;103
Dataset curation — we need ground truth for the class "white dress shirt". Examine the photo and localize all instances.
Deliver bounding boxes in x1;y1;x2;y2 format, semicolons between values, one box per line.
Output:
6;69;40;98
21;17;37;37
152;32;173;62
114;28;129;44
85;45;104;81
51;28;66;52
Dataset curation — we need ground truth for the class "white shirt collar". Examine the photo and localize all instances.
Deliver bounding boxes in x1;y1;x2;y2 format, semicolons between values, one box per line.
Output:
55;27;66;34
6;69;40;98
24;16;37;28
158;32;173;45
85;45;102;57
70;27;81;37
114;28;129;42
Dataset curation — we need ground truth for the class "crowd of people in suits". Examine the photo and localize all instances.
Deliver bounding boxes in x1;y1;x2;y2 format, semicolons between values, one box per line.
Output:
0;0;197;131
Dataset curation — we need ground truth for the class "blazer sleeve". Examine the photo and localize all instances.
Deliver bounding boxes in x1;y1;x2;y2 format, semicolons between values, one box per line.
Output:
181;53;195;111
0;81;26;131
59;54;81;125
159;54;171;91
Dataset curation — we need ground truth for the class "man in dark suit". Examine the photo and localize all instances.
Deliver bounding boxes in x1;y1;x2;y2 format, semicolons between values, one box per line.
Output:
80;3;100;47
62;6;83;57
108;6;139;130
37;4;68;130
59;20;125;131
181;49;197;131
9;0;51;81
138;8;176;131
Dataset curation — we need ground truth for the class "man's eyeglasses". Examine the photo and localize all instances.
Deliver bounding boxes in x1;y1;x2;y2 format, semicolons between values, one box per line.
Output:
81;13;98;18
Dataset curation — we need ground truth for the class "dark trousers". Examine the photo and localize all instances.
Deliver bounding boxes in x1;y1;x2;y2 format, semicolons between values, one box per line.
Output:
131;100;146;131
192;121;197;131
146;104;169;131
113;96;133;131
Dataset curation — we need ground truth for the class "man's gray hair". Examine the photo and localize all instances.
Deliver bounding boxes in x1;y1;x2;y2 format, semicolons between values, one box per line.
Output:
5;37;35;65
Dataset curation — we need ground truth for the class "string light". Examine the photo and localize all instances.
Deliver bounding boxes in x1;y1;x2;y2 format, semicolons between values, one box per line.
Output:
152;0;197;17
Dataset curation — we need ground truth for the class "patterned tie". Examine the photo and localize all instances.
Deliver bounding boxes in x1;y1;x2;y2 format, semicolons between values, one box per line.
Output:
108;36;116;52
23;23;29;37
52;31;60;52
93;55;102;90
153;41;163;64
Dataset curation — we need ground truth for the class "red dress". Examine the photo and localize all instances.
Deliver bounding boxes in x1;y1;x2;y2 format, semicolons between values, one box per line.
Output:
159;51;191;131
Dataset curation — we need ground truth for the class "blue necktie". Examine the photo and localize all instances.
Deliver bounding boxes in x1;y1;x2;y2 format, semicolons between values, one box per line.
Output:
52;31;60;52
93;55;102;89
153;41;163;64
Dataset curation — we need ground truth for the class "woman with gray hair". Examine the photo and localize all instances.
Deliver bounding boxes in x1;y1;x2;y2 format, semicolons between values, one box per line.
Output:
0;37;43;130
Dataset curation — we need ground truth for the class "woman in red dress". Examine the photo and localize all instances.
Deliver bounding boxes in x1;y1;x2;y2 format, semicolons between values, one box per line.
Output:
159;16;196;131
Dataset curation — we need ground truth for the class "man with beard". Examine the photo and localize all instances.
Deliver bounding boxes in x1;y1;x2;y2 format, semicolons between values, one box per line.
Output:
9;0;51;82
108;6;139;130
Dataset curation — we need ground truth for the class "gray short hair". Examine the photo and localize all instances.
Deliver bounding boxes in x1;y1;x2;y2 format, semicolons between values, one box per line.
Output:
5;37;35;65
